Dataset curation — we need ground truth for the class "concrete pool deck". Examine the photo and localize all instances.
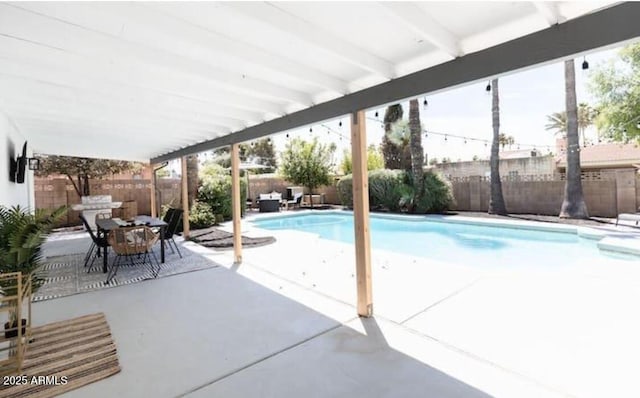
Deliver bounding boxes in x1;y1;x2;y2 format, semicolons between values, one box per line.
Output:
33;213;640;397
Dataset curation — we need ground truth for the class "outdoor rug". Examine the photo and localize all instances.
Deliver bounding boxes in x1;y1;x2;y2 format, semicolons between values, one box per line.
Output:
189;227;276;249
0;313;120;398
35;242;220;301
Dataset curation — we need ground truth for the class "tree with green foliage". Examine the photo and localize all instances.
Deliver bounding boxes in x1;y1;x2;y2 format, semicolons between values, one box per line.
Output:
382;104;411;169
207;139;276;173
590;43;640;142
36;155;142;197
197;161;246;221
498;133;515;150
489;79;507;215
545;103;596;144
560;59;589;219
280;138;336;209
247;139;277;173
340;145;384;174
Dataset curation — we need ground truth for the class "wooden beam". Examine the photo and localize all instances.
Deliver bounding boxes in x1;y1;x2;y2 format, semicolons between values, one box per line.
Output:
150;164;157;218
351;110;372;317
181;156;190;238
230;143;242;264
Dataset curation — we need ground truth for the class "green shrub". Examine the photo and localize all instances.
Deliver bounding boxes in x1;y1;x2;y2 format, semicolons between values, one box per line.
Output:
413;172;455;213
337;170;454;213
198;171;246;221
336;174;353;208
189;201;216;229
369;169;406;211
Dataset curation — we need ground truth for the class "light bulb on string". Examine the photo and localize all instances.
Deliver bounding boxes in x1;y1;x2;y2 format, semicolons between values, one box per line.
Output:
582;57;589;70
338;121;342;128
286;133;289;139
485;82;491;92
309;127;313;133
374;111;379;119
423;98;428;110
444;135;448;142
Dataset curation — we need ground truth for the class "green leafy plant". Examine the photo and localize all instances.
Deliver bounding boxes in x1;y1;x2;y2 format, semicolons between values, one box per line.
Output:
336;174;353;208
0;205;66;322
198;162;246;221
189;201;216;229
368;169;406;211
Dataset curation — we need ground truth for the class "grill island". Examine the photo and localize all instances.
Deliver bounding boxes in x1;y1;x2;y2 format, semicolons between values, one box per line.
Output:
71;195;122;230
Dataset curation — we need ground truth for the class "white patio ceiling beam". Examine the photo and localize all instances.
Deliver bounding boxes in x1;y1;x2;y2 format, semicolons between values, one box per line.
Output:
3;3;311;107
226;2;396;79
136;3;348;94
0;44;276;120
19;121;212;154
4;104;226;142
152;2;640;163
532;2;567;26
13;114;218;144
0;80;246;133
380;2;462;58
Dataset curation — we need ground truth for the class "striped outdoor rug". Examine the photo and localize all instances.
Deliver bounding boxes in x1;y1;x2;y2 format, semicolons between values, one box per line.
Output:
0;313;120;398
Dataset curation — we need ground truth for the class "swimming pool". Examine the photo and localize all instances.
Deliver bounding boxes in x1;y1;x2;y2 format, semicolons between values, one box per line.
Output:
252;212;637;268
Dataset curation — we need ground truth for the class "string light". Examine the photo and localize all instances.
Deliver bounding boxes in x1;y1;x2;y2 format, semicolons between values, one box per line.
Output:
309;127;313;133
582;57;589;70
374;111;379;118
423;98;428;109
485;82;491;92
338;121;342;128
285;133;289;139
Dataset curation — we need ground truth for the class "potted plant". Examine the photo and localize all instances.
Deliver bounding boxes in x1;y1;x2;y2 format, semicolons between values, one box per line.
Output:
0;205;66;338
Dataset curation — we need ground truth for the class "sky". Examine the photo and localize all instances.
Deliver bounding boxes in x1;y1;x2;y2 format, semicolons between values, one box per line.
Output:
268;46;620;167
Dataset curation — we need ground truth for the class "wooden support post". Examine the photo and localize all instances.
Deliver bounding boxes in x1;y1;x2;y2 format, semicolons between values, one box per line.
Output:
231;143;243;264
150;164;157;218
351;110;373;317
181;156;190;238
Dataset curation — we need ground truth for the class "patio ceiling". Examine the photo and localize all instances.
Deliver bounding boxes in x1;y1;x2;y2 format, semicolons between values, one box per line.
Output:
0;1;635;162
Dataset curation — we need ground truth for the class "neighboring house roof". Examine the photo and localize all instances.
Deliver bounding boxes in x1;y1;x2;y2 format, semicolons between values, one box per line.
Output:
556;142;640;169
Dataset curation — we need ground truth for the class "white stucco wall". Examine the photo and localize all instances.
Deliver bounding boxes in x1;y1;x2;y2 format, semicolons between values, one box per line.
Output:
0;112;34;208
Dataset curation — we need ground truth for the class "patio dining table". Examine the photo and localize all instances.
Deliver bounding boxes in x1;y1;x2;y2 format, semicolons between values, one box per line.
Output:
95;215;168;273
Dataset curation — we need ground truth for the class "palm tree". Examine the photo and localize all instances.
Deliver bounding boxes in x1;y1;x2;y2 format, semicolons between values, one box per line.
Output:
489;79;507;215
498;133;515;150
559;60;589;219
408;99;424;197
545;103;596;144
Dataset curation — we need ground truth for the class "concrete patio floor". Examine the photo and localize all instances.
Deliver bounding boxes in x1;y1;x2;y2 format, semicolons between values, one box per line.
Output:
32;214;640;397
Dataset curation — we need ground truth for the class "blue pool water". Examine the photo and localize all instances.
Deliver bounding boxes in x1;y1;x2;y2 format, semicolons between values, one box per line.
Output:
253;213;636;268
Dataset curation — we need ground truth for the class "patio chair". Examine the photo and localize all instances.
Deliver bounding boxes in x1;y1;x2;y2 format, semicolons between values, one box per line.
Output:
160;208;183;258
79;214;109;271
285;192;303;210
106;225;159;284
616;212;640;227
